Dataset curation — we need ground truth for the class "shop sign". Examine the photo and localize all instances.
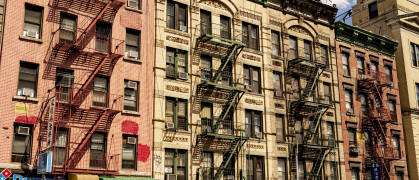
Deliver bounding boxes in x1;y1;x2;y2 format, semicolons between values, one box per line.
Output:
46;98;55;148
37;151;53;174
371;162;382;180
15;103;29;114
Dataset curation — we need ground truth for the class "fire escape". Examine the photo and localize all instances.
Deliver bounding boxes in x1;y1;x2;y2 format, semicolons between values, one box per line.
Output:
192;27;248;180
35;0;125;175
287;55;334;180
358;71;399;180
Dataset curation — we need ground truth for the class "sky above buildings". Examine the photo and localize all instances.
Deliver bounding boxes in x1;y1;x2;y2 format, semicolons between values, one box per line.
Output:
321;0;355;23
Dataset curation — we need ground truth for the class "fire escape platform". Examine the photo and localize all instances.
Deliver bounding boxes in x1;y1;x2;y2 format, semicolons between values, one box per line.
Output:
197;34;245;48
288;57;328;69
199;132;249;140
290;100;331;113
199;81;246;93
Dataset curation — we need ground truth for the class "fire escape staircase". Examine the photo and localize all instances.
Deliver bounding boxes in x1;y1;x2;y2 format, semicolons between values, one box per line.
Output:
193;34;247;180
287;57;332;180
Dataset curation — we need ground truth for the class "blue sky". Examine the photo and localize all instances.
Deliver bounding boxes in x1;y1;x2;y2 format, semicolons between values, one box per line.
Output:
321;0;356;23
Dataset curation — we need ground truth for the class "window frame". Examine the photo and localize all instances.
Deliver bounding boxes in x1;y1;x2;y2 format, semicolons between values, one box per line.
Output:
165;97;188;131
220;15;231;40
23;4;43;39
289;36;297;60
304;40;312;61
166;47;188;79
125;29;141;60
127;0;141;10
416;83;419;108
275;114;285;142
122;134;137;170
323;82;331;104
345;89;353;112
92;76;109;108
17;61;39;98
242;22;259;51
320;45;328;65
357;56;364;75
166;1;188;32
385;65;393;83
124;80;139;112
245;110;263;138
273;71;283;98
53;128;68;166
11;123;33;163
244;65;261;94
164;149;188;180
271;30;280;56
59;13;77;44
348;128;357;147
200;9;211;36
411;43;419;67
368;1;378;19
247;155;265;180
90;132;107;168
277;158;287;180
342;53;350;76
200;55;212;81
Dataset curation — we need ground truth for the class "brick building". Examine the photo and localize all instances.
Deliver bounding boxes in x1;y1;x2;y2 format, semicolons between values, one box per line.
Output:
152;0;344;179
335;21;407;180
0;0;154;179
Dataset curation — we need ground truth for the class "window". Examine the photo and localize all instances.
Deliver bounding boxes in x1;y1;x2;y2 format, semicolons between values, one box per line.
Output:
396;172;404;180
242;22;259;50
327;122;334;140
348;128;357;147
271;31;280;56
167;1;187;32
245;110;263;138
342;53;350;76
165;149;187;180
330;163;337;179
11;124;32;163
411;43;419;67
96;22;111;52
122;135;137;169
416;83;419;107
126;29;141;59
201;103;213;133
23;4;43;39
53;129;67;166
93;76;109;108
392;135;400;159
200;10;211;35
276;115;285;142
368;1;378;19
201;55;212;80
127;0;141;10
221;62;232;86
56;69;73;102
291;76;300;99
273;71;282;97
345;89;353;113
201;152;213;180
320;45;328;65
323;83;331;104
304;40;312;60
385;65;392;83
220;16;231;39
166;97;188;130
289;36;297;59
297;161;304;180
124;80;139;111
357;57;364;75
277;158;286;180
360;94;367;115
166;48;188;79
59;14;76;43
351;168;360;180
90;133;106;168
247;156;264;180
244;65;261;93
389;98;396;121
17;62;38;98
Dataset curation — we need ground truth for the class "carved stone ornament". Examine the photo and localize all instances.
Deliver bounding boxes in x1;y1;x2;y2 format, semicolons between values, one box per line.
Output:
289;26;310;36
247;144;264;149
166;85;189;93
275;103;285;109
242;53;261;62
201;0;227;11
166;35;189;45
270;19;282;27
273;61;282;67
164;137;188;142
277;146;287;151
245;98;263;105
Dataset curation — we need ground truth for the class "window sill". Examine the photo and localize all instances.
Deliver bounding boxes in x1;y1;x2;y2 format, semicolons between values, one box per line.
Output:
343;75;352;78
243;47;263;55
125;6;143;13
13;95;39;103
164;28;191;38
19;35;43;44
123;57;142;63
122;110;141;116
271;54;284;60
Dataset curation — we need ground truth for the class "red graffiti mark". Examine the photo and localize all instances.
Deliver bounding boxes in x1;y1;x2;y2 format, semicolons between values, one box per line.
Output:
15;116;38;124
121;120;139;135
137;144;150;162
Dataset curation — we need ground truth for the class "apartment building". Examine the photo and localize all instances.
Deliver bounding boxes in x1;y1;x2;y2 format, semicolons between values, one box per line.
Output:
0;0;154;179
152;0;344;179
335;21;407;180
351;0;419;178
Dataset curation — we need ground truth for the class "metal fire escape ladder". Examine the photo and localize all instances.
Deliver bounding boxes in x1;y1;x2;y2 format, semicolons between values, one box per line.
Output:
308;149;330;180
301;67;322;100
305;109;328;144
213;138;242;180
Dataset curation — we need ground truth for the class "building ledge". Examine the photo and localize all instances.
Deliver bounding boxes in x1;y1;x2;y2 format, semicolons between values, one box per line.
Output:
19;35;43;44
13;95;39;103
122;110;141;116
164;28;191;38
123;57;142;63
125;6;143;14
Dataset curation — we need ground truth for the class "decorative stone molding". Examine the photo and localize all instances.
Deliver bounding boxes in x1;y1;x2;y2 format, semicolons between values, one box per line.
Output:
155;40;165;48
166;35;189;45
269;19;282;27
322;73;331;78
242;53;261;62
289;26;310;36
326;112;334;117
201;0;227;11
273;60;282;67
166;85;189;93
247;144;264;149
275;103;285;109
240;10;262;21
277;146;287;151
245;98;263;105
191;5;200;13
164;137;188;142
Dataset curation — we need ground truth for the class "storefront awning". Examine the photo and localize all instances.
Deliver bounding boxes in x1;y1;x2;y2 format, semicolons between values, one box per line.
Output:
100;176;158;180
69;174;99;180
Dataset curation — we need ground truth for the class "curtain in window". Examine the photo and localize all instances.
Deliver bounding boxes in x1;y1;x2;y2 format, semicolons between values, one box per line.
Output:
276;116;284;141
166;100;174;123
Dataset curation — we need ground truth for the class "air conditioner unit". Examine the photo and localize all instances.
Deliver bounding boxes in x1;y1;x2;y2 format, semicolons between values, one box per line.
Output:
127;50;139;59
346;109;354;114
227;175;235;180
245;85;253;91
127;0;138;8
22;88;34;97
18;126;30;135
166;174;177;180
179;25;187;32
255;132;263;139
166;122;175;129
349;146;359;153
275;90;282;97
178;72;188;80
126;81;138;90
24;30;39;39
127;137;136;144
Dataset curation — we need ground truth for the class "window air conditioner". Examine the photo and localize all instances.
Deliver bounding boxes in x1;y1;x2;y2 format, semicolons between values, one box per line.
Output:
346;109;354;114
128;50;139;59
22;88;34;97
126;81;138;90
178;72;188;80
255;132;263;139
127;0;138;8
245;85;253;91
166;122;175;129
24;30;39;39
18;126;30;135
179;25;187;32
166;174;177;180
127;137;137;144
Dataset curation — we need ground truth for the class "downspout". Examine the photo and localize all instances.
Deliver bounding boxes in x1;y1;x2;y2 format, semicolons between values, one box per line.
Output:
151;0;158;177
333;35;343;180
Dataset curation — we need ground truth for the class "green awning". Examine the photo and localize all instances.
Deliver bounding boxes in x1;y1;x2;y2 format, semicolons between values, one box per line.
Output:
100;176;158;180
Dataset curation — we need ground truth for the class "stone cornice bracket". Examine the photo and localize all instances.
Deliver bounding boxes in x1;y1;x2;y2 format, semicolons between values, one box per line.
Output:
351;31;359;41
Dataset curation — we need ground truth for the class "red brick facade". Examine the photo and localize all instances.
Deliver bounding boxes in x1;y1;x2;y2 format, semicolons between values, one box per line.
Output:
0;0;154;177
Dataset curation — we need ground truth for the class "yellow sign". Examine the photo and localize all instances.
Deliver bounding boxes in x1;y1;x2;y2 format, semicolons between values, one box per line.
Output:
357;133;365;141
15;103;29;114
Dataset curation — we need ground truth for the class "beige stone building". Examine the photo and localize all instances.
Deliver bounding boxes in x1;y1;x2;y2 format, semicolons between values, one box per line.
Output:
352;0;419;179
152;0;344;179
